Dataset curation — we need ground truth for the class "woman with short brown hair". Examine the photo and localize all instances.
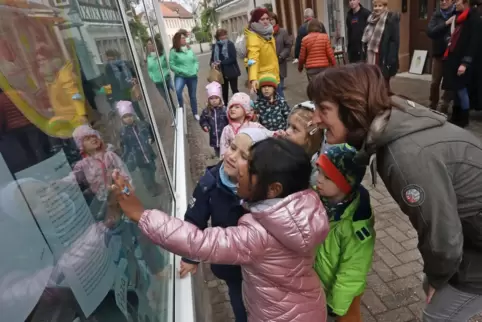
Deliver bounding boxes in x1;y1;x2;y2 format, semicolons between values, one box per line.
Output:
298;19;335;81
308;63;482;321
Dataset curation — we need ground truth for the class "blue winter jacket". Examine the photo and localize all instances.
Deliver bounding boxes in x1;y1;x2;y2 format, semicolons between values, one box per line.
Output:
120;120;155;171
199;106;229;148
182;162;246;281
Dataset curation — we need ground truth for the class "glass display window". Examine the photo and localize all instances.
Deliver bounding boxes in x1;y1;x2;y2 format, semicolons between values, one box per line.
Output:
0;1;177;321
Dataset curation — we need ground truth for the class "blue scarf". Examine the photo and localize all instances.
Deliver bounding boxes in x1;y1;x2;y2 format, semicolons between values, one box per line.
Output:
441;5;455;20
219;163;237;193
214;40;229;63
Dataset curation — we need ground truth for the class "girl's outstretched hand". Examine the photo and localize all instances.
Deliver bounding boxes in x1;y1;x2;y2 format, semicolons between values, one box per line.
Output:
111;169;145;222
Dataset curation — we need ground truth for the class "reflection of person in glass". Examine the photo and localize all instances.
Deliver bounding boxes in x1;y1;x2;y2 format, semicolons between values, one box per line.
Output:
70;125;130;228
146;37;174;107
169;30;200;120
117;101;160;196
104;49;145;121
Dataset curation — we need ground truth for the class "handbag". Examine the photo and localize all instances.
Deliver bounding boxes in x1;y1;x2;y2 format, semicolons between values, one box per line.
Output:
131;82;143;101
207;66;224;84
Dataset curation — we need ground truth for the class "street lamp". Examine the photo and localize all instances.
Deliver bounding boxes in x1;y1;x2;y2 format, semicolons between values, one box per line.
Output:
68;6;86;44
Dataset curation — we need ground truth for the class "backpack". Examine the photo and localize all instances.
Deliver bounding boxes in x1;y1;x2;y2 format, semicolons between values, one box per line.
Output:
235;34;247;59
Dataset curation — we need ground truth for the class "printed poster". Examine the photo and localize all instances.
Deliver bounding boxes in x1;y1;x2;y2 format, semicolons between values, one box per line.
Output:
16;151;117;317
0;154;54;322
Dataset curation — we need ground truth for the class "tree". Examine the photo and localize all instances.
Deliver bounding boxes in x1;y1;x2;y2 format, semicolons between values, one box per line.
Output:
129;13;149;44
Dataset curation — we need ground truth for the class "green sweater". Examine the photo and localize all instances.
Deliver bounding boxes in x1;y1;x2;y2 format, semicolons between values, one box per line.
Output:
169;47;199;77
147;53;171;83
314;186;375;316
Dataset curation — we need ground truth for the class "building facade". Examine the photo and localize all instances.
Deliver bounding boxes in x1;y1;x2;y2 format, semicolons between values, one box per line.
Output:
217;0;437;74
159;1;196;44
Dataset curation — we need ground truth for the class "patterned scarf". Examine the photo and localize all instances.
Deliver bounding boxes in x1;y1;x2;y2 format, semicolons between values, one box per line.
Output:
362;10;389;64
108;59;133;89
214;39;229;63
250;22;273;40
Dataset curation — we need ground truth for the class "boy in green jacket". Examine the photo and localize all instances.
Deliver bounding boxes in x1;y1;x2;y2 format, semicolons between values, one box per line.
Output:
314;144;375;322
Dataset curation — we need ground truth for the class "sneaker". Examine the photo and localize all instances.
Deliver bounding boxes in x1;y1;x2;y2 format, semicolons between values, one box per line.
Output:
292;59;299;64
194;115;200;121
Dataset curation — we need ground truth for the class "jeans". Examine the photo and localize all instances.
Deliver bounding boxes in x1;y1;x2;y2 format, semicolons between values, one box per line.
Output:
221;77;239;104
423;277;482;321
457;87;470;111
277;77;285;98
175;76;198;116
225;279;247;322
156;79;175;116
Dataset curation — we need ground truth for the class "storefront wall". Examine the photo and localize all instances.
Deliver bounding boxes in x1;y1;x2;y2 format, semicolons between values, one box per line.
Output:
0;0;190;321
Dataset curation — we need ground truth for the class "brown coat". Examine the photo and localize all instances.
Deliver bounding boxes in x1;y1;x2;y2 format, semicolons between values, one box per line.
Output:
298;32;336;70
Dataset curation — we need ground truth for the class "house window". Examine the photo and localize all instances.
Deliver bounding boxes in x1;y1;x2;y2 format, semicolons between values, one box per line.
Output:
419;0;428;19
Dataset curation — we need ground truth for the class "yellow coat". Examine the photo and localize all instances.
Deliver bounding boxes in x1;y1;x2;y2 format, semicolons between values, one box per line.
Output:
244;28;280;84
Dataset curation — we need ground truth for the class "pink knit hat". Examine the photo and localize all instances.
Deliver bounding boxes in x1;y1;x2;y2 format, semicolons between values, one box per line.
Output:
72;124;101;152
206;82;222;100
227;92;253;117
116;100;136;118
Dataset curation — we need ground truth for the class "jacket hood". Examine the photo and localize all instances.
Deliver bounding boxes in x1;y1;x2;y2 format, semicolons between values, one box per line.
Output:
250;189;328;253
365;96;447;154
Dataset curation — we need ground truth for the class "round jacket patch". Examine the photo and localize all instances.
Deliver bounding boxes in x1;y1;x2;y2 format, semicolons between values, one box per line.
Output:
401;184;425;207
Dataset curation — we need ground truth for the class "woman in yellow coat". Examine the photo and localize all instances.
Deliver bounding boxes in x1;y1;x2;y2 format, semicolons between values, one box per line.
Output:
245;7;280;93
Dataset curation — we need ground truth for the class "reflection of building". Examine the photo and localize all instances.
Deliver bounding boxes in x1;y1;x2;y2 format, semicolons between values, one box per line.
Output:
159;1;195;42
215;0;250;41
49;0;130;79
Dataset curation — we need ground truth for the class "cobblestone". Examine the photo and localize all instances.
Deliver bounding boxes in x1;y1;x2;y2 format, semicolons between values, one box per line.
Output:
187;55;482;321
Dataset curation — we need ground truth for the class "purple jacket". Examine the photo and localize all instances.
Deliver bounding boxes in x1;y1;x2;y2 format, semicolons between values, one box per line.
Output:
139;189;329;322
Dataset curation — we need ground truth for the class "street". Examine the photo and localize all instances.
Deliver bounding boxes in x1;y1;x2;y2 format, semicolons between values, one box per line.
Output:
184;54;482;322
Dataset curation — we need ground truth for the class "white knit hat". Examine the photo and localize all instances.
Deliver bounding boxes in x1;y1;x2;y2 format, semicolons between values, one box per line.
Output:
206;81;222;100
227;92;253;118
116;100;136;118
238;127;272;144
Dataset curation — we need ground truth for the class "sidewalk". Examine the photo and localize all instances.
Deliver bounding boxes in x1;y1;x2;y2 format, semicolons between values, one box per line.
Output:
185;57;482;322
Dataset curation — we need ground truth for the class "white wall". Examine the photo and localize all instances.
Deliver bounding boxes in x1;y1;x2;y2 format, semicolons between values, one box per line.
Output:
165;17;195;43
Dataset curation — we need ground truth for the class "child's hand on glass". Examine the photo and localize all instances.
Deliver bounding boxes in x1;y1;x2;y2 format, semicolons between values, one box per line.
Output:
148;138;154;144
179;260;198;278
111;169;144;222
203;127;209;132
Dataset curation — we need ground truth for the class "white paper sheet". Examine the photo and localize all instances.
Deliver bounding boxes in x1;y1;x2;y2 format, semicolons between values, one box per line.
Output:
16;151;117;317
0;155;55;322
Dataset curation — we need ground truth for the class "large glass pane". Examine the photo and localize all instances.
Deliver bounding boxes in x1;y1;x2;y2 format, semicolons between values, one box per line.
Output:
0;1;174;321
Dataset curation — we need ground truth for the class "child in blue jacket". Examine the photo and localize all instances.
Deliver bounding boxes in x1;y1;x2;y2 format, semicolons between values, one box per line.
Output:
200;82;229;157
180;127;271;322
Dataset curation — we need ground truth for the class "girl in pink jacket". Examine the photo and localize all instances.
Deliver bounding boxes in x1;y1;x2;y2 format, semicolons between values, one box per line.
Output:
112;138;330;322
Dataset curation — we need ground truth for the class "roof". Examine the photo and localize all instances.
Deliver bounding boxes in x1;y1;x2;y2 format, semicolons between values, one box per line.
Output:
160;1;193;18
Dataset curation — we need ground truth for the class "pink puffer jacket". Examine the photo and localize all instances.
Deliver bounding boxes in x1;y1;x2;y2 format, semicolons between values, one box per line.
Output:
139;189;329;322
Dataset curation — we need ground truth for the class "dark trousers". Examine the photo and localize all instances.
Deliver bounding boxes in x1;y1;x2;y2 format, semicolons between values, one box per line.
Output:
222;78;239;104
226;279;247;322
139;162;157;190
348;50;363;63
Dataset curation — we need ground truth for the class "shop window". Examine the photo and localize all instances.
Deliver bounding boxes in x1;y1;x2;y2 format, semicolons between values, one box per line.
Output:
0;0;177;321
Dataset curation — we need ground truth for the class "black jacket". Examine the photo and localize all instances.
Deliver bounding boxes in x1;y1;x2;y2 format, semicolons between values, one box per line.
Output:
426;9;454;57
182;162;246;282
442;8;480;91
346;6;371;55
362;12;400;78
294;20;326;59
210;41;241;80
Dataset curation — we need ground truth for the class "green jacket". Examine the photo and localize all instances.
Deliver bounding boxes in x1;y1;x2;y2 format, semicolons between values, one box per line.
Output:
314;186;375;316
147;53;171;83
169;47;199;78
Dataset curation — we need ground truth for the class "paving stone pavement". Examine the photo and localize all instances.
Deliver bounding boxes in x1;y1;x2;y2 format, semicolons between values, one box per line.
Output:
186;55;482;322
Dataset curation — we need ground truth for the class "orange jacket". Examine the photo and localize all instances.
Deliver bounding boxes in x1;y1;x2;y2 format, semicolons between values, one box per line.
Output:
298;33;336;70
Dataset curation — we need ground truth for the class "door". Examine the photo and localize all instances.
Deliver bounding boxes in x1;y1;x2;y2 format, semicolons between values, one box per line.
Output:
410;0;437;73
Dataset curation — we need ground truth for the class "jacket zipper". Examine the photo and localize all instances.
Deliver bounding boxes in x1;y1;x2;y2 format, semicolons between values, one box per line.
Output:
214;109;219;147
132;126;149;163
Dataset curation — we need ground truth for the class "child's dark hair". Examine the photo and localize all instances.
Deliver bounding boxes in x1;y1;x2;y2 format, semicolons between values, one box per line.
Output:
248;138;311;201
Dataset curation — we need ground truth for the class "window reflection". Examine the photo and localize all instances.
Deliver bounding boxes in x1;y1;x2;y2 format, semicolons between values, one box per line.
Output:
0;0;175;321
419;0;428;19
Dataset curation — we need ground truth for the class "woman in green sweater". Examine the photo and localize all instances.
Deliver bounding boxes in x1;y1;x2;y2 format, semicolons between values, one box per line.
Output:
169;30;200;120
146;38;174;108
